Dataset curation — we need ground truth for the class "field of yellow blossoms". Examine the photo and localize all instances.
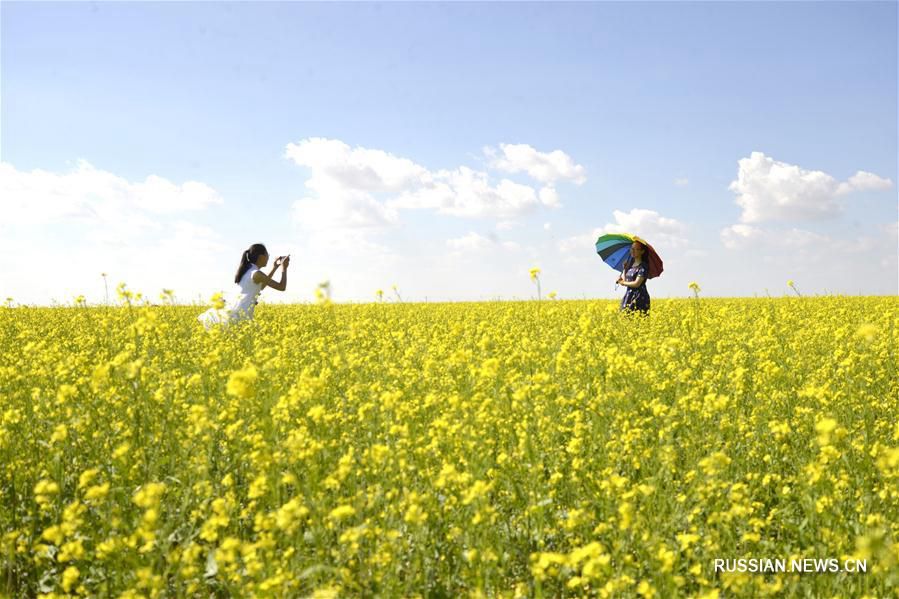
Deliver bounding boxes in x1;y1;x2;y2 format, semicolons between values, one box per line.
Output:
1;294;897;598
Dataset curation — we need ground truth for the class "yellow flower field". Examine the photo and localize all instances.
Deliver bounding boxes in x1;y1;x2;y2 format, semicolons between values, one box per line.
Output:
1;296;897;597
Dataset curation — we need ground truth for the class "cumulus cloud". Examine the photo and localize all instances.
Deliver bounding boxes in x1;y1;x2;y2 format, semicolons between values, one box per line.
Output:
720;224;764;249
538;186;561;208
486;143;587;184
836;171;894;195
0;160;229;304
0;160;223;228
389;167;542;219
285;138;429;193
557;209;689;258
285;138;584;229
597;208;690;248
293;184;399;229
729;152;893;223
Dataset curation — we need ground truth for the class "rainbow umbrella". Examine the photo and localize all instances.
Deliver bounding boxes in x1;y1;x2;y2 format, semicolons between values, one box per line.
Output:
595;232;664;279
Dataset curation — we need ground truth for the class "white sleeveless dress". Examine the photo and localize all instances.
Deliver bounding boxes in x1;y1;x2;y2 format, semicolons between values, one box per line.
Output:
197;265;266;330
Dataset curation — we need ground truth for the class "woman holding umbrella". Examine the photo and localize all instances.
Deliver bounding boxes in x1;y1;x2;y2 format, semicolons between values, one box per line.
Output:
617;241;651;314
595;233;662;315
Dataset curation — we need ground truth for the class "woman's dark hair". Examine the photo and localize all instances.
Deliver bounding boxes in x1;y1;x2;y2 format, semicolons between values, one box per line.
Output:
235;243;268;284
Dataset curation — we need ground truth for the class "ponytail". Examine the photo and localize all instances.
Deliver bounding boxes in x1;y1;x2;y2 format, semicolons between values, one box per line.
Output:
235;243;268;284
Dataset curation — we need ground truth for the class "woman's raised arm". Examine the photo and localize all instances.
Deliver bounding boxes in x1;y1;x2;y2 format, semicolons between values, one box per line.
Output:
252;256;290;291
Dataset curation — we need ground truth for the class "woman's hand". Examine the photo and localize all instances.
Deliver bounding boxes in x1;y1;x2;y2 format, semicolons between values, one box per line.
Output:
282;256;290;270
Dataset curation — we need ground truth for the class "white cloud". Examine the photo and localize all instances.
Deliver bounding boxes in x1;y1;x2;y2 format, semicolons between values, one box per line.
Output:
538;186;561;208
721;153;896;286
720;224;764;249
836;170;894;195
487;143;587;184
293;186;399;229
729;152;839;223
0;160;229;304
598;208;690;249
286;138;583;228
285;139;412;229
285;138;429;192
674;177;689;187
729;152;893;223
0;160;223;228
557;209;690;266
390;168;543;219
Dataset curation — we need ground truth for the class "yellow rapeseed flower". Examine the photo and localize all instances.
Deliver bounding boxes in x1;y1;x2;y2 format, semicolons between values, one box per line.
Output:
226;364;258;399
61;566;80;593
2;292;897;596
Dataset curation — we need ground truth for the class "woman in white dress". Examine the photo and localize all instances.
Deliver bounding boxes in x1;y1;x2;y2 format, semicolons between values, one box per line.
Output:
197;243;290;330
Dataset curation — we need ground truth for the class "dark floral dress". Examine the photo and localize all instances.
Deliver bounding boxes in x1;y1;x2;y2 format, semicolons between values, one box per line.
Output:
620;261;650;313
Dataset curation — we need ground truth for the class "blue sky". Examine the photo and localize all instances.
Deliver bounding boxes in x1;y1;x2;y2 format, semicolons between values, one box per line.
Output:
2;1;896;304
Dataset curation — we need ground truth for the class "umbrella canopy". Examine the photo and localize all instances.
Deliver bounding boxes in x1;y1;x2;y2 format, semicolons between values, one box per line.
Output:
595;233;664;279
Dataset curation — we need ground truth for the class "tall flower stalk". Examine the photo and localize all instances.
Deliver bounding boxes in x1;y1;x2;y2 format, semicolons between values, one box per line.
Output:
316;281;332;306
688;281;701;299
529;267;542;300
